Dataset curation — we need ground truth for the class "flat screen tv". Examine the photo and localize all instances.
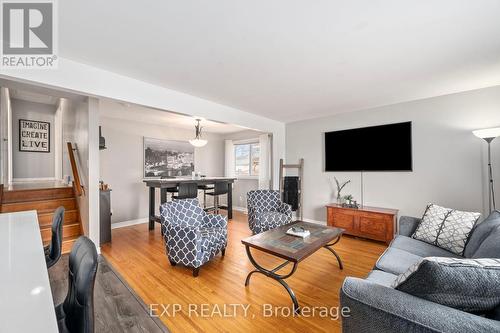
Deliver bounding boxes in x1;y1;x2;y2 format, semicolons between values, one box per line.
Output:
324;121;412;171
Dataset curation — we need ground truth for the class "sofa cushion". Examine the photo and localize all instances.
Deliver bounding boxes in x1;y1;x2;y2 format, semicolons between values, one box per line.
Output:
412;203;480;255
391;235;461;258
473;225;500;259
365;270;398;287
375;247;423;275
391;257;500;313
465;210;500;258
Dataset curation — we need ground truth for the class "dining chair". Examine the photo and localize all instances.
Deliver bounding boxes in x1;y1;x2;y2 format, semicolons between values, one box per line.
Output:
198;184;215;208
45;206;65;268
55;236;98;333
205;181;229;214
172;182;199;200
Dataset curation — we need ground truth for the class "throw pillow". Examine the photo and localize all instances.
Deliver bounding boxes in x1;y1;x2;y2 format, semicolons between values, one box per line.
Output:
412;204;480;255
464;210;500;258
412;204;450;244
437;209;481;255
391;257;500;313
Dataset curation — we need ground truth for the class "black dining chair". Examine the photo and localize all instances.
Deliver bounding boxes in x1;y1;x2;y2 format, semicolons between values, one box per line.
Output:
45;206;65;268
206;181;229;214
55;236;98;333
198;184;215;208
172;182;199;200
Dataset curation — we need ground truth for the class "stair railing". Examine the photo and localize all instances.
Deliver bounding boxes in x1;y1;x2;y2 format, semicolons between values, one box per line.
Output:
67;142;84;196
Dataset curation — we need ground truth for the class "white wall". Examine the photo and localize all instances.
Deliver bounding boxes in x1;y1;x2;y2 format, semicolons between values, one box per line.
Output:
0;88;11;184
62;97;100;247
11;99;56;179
286;85;500;222
99;113;225;224
63;98;89;235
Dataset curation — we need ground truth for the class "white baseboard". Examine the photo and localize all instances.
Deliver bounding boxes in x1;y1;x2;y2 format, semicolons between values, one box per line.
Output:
12;177;59;182
233;206;248;214
300;217;327;225
111;218;149;229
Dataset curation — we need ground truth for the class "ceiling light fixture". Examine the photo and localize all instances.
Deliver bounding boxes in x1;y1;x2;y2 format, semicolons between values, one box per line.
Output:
189;119;208;147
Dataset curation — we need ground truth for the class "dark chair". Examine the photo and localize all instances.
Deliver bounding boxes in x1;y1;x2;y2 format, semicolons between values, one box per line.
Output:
55;236;98;333
198;184;215;208
44;206;65;268
206;181;229;214
172;182;199;200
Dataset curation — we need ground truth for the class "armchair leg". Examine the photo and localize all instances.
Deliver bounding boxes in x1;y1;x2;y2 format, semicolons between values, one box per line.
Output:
193;267;200;277
221;248;226;257
168;258;176;266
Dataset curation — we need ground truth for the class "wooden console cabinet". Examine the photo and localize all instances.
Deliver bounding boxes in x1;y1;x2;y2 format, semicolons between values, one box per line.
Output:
326;204;398;244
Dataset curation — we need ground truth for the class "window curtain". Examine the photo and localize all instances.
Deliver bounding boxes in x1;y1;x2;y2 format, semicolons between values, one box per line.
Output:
258;134;271;189
224;140;235;178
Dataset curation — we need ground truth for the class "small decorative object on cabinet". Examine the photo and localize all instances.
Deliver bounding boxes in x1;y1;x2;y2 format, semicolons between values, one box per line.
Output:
326;203;398;244
333;177;351;205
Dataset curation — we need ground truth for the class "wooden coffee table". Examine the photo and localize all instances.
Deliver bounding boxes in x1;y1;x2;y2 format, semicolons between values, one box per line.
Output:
241;221;344;314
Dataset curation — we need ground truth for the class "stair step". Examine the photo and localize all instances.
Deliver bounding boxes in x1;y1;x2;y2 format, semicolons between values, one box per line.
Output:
41;223;81;241
43;235;80;254
1;198;77;213
2;187;74;204
62;236;79;254
38;209;79;227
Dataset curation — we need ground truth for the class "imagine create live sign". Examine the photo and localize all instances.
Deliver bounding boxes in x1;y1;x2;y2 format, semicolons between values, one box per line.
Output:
19;119;50;152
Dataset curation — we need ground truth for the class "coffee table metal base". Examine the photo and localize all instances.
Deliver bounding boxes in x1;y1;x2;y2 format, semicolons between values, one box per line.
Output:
244;235;343;314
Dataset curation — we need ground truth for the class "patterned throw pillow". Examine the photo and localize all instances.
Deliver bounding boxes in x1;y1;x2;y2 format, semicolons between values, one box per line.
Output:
412;204;480;255
391;257;500;313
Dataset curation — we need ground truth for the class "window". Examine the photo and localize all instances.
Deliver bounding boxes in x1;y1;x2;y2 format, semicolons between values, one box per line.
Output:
235;143;259;177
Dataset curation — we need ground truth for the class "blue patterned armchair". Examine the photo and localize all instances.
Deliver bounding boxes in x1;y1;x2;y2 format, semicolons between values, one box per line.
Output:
247;190;293;235
160;198;227;277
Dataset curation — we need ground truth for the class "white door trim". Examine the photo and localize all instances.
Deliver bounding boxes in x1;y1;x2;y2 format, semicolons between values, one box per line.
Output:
54;99;63;179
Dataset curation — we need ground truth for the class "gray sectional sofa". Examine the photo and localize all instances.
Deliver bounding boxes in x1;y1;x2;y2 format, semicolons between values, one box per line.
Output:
340;212;500;333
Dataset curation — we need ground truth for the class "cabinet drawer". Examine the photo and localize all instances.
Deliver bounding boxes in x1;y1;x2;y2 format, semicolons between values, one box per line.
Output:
358;217;386;240
332;213;355;230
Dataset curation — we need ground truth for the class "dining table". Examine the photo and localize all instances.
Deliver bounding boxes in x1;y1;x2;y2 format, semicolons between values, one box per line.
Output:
143;176;237;230
0;210;58;333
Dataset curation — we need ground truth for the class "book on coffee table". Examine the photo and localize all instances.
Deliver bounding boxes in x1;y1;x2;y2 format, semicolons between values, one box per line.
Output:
286;226;310;238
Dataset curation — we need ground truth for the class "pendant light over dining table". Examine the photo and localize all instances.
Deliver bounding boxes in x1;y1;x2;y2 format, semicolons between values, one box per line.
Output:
189;119;208;147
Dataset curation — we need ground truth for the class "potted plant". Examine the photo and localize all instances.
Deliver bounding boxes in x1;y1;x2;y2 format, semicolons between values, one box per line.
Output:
334;177;351;205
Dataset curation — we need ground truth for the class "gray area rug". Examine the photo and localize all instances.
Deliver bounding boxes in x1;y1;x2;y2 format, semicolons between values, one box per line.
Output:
49;255;169;333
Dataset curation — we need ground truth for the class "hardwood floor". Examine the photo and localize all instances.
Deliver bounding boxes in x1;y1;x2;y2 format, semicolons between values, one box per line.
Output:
101;211;387;333
49;255;169;332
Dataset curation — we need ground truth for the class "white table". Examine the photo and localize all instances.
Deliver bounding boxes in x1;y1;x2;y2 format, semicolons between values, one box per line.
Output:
0;210;58;333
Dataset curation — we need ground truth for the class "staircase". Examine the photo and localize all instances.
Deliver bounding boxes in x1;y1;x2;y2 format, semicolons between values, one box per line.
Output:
0;186;83;253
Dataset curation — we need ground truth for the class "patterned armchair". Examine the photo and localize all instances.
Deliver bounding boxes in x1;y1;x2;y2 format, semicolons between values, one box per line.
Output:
160;198;227;277
247;190;293;235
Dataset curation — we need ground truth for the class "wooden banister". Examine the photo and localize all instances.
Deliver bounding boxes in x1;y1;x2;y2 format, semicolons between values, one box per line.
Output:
67;142;84;196
0;183;3;210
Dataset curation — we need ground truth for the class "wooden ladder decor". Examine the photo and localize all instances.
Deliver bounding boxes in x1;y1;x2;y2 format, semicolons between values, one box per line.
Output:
279;158;304;221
